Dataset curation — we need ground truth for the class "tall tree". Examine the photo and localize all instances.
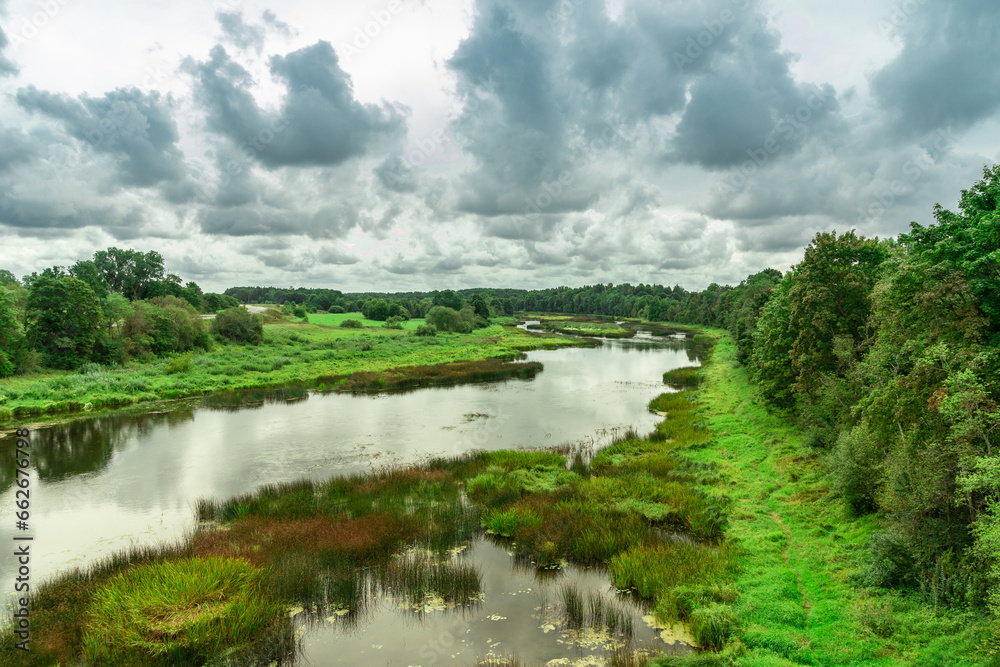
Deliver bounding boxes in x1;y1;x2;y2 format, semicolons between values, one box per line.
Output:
0;286;24;377
26;275;103;369
92;247;166;300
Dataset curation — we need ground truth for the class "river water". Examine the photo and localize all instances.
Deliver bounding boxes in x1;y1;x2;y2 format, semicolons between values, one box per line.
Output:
0;330;705;663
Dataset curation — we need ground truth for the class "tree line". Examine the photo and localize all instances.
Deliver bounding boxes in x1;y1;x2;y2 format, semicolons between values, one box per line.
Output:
0;248;241;375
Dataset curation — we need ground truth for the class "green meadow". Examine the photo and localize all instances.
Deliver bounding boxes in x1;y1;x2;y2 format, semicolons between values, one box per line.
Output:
0;314;580;425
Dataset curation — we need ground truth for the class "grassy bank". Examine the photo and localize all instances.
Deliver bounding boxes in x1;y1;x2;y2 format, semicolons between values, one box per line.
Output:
655;333;996;666
0;315;580;428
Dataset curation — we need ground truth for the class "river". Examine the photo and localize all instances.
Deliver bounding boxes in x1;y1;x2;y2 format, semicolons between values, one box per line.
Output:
0;329;705;663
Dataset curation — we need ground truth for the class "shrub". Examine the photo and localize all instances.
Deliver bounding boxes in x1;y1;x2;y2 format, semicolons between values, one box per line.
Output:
415;324;437;336
383;315;405;329
164;352;193;375
211;307;263;345
339;319;363;328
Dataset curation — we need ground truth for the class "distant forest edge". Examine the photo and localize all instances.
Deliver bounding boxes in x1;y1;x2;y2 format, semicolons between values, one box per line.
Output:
1;165;998;622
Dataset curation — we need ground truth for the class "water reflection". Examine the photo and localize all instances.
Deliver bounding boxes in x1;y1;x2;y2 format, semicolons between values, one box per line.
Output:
0;335;706;595
296;537;691;665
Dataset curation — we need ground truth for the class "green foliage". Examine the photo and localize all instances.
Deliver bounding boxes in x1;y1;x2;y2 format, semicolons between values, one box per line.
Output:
0;286;24;377
414;323;437;336
92;247;166;301
26;274;103;370
432;289;464;311
748;276;796;407
339;318;363;328
211;307;263;345
426;305;472;333
82;556;283;665
164;352;194;375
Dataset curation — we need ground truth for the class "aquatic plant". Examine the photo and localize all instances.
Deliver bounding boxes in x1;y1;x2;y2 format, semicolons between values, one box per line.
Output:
82;556;288;665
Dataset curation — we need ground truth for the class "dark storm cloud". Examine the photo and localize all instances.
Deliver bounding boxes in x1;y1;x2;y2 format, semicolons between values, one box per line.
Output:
0;126;37;173
15;86;194;199
374;155;419;193
186;41;405;169
196;199;362;239
872;0;1000;137
445;0;843;228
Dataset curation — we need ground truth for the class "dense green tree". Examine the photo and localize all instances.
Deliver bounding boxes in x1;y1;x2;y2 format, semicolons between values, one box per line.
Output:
786;231;889;399
432;289;464;311
0;269;19;286
361;298;390;321
749;276;797;408
211;307;263;345
25;275;103;369
69;260;110;300
0;286;24;377
470;293;492;320
93;247;166;300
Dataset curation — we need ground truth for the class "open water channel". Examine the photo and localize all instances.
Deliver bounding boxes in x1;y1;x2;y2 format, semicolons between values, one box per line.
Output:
0;327;706;664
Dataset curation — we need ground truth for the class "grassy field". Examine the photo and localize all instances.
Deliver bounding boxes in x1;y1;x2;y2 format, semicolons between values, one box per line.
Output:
522;314;636;338
654;333;996;666
0;314;580;426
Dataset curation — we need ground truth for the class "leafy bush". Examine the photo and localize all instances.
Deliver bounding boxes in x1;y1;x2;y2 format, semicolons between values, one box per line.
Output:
211;307;263;345
383;315;405;329
339;319;363;328
415;324;437;337
164;352;193;375
426;306;475;333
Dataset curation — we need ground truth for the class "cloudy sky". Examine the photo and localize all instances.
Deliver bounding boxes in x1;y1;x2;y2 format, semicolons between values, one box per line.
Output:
0;0;998;293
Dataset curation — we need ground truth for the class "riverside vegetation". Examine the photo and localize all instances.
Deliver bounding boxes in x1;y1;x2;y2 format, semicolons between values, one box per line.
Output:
0;316;578;425
4;329;995;665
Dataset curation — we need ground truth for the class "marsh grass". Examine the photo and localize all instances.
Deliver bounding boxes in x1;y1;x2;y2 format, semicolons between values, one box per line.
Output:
662;367;701;389
378;554;482;606
82;557;285;665
559;584;635;638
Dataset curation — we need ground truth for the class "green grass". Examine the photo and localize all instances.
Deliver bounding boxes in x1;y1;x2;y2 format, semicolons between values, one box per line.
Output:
307;311;428;329
82;557;286;666
663;367;701;389
0;316;582;425
652;332;997;666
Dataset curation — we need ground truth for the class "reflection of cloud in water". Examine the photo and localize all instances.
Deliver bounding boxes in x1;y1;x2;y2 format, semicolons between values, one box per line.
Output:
0;341;700;595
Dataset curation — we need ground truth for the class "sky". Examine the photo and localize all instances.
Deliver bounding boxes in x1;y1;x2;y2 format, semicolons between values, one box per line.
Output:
0;0;998;293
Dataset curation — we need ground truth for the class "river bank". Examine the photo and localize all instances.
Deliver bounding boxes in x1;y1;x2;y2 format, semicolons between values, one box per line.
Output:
0;316;583;428
653;334;995;666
